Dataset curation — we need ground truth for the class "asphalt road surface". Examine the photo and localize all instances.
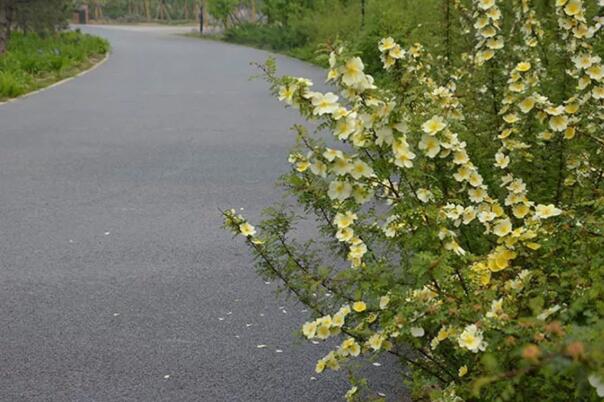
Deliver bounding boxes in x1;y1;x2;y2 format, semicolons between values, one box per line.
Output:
0;26;402;401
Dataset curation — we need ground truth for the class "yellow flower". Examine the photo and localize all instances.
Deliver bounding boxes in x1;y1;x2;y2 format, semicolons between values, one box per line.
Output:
573;53;594;69
302;321;317;338
334;211;358;228
478;0;495;9
564;127;576;140
332;312;346;327
332;157;352;176
488;247;517;272
419;135;441;158
468;187;486;203
315;359;326;374
341;57;365;86
468;172;484;187
495;152;510;169
416;188;434;203
458;324;487;353
503;113;520;124
535;204;562;219
368;333;385;351
516;62;532;72
586;64;604;81
239;223;256;237
311;92;339;116
486;36;504;49
481;26;497;38
379;295;390;309
310;160;327;177
421;115;447;135
389;45;404;59
453;150;470;165
323;148;343;162
352;301;367;313
518;97;536;113
550;115;569;131
564;0;582;16
350;160;374;179
508;81;525;92
378;36;396;52
316;324;331;340
513;204;530;218
592;86;604;99
437;327;450;341
336;227;354;243
295;160;310;172
341;338;361;356
278;85;296;104
328;181;352;201
565;103;579;114
493;219;512;237
459;365;468;377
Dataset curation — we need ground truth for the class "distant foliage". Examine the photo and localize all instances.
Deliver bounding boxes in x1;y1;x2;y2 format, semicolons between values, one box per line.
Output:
225;1;604;401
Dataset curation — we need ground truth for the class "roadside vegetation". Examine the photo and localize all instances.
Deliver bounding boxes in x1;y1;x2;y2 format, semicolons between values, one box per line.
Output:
0;0;109;100
0;31;108;100
224;1;604;401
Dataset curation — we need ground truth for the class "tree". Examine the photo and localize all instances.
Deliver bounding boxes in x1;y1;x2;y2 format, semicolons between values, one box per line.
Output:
0;0;69;55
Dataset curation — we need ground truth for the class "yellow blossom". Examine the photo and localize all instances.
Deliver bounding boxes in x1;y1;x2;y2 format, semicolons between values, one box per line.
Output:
352;301;367;313
239;223;256;237
459;365;468;377
535;204;562;219
328;181;352;201
516;62;532;72
419;134;441;158
341;57;365;87
518;97;536;113
493;219;512;237
421;115;447;135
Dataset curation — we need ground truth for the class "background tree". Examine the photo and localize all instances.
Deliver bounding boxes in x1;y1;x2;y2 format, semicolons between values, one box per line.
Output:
0;0;70;55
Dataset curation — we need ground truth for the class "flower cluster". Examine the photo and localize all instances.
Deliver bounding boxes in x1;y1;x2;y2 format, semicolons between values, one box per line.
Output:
225;1;604;400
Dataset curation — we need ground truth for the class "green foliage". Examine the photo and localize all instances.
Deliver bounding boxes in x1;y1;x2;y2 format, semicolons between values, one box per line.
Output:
0;30;109;99
223;22;307;51
224;1;604;400
207;0;239;26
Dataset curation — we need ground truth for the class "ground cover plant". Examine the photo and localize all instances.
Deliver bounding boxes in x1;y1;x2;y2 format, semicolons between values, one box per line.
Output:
0;30;109;100
225;1;604;400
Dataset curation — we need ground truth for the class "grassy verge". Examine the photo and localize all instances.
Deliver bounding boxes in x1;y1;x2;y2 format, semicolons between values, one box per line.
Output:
0;30;109;101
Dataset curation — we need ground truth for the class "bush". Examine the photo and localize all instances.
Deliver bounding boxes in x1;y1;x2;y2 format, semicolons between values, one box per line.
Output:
223;22;308;51
225;1;604;401
0;31;109;99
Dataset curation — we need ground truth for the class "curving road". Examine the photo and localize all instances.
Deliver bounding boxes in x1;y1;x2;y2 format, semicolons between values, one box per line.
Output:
0;27;402;401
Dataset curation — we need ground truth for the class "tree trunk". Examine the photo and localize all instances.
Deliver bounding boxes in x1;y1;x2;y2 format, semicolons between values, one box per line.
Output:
0;2;9;55
250;0;256;23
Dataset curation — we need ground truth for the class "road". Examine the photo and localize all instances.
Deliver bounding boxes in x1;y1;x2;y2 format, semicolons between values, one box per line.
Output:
0;27;401;401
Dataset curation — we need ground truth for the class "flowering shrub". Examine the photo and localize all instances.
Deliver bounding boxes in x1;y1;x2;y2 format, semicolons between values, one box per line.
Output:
224;1;604;400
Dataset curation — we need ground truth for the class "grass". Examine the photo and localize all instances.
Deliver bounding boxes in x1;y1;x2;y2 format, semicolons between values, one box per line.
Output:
0;30;109;101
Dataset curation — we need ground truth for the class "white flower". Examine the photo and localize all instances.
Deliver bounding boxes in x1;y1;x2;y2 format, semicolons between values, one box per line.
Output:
588;374;604;397
410;327;425;337
341;57;365;86
458;324;487;353
328;181;352;201
419;134;441;158
535;204;562;219
311;92;339;116
536;305;561;320
239;223;256;237
416;188;434;203
422;115;447;135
